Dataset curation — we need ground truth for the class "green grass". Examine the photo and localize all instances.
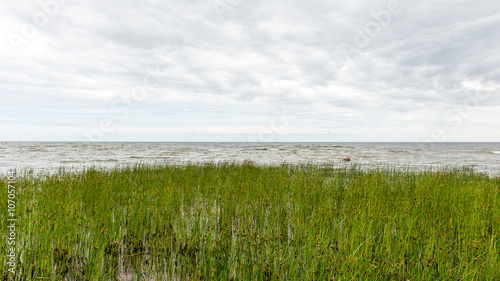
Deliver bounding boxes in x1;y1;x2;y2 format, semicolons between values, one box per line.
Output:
1;162;500;280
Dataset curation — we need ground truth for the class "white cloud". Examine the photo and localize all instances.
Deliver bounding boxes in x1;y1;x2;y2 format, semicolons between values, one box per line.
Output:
1;0;499;141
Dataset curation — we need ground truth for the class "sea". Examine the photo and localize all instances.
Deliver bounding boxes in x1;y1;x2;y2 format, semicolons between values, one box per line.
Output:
1;142;499;177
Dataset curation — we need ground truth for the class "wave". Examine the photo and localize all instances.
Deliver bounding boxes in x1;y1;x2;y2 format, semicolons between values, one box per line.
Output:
312;145;344;148
360;151;382;154
61;160;81;164
43;144;64;148
94;159;119;162
28;149;49;153
387;150;408;153
492;151;500;154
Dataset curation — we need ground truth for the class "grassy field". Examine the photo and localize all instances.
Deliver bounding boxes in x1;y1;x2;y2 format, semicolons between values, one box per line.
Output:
1;162;500;280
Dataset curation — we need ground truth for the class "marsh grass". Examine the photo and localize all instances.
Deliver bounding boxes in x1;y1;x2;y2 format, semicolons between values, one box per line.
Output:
1;163;500;280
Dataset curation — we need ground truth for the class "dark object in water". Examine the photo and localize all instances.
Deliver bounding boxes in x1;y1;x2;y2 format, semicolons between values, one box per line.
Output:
343;157;351;162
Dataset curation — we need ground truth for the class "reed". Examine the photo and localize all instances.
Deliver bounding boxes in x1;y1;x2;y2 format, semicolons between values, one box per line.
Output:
1;163;499;280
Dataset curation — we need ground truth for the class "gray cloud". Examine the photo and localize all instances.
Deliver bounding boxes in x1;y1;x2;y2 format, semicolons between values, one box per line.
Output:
1;0;499;141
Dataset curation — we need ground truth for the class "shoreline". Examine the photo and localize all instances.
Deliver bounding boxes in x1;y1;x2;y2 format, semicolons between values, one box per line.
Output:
2;142;500;178
2;161;499;179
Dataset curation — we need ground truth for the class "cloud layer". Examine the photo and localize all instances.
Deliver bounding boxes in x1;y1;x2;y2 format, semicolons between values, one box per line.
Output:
1;0;499;141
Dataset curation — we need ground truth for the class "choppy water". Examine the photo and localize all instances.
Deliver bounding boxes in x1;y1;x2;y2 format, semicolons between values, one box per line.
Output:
0;142;499;176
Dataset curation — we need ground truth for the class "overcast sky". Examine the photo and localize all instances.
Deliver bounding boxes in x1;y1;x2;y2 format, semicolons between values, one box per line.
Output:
1;0;499;142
